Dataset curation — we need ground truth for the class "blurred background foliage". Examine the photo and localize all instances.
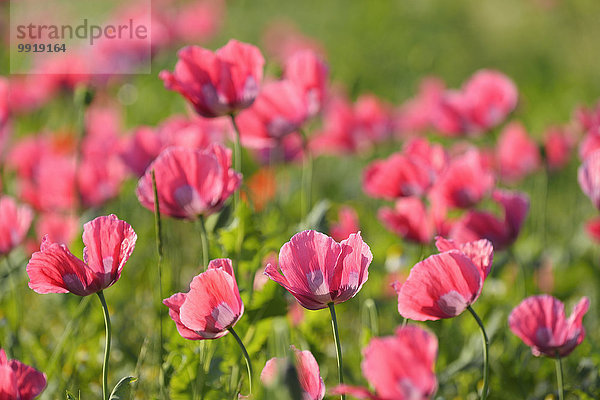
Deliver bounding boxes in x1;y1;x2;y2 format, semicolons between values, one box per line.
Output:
1;0;600;399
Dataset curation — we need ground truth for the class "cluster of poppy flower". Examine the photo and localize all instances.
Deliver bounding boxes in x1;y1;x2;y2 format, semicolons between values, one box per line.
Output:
0;7;595;397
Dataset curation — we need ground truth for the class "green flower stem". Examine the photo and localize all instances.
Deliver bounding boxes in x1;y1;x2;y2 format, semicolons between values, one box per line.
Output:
229;114;242;179
328;302;345;400
228;327;253;395
467;306;489;400
151;170;166;398
197;215;210;269
300;130;313;221
229;114;244;268
555;352;564;400
97;291;111;400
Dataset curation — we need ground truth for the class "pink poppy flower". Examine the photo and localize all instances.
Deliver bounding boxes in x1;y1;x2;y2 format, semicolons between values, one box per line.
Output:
509;295;589;357
0;349;47;399
171;0;224;43
236;80;309;149
120;116;228;177
432;70;517;136
354;94;393;143
35;212;79;246
575;101;600;134
0;196;33;255
364;154;435;200
0;78;10;151
431;90;472;136
253;132;305;165
461;69;518;132
394;238;493;321
403;138;449;177
262;20;327;62
330;206;359;243
284;50;329;117
264;230;372;310
332;325;438;400
159;40;265;118
163;258;243;340
450;190;529;251
585;217;600;243
431;149;495;209
309;94;367;156
395;77;445;135
119;126;163;177
26;215;137;296
578;149;600;210
544;126;573;171
7;135;77;213
378;197;435;244
496;122;541;183
579;131;600;162
261;346;325;400
136;144;241;219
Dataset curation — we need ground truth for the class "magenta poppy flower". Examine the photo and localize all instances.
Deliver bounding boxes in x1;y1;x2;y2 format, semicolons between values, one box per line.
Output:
394;238;493;321
496;122;541;183
265;230;372;310
136;144;241;219
332;325;438;400
509;295;589;357
163;258;243;340
378;197;435;244
0;349;47;399
26;214;137;296
261;346;325;400
578;149;600;210
0;196;33;255
579;131;600;161
284;50;329;117
159;39;265;118
236;80;309;149
430;149;494;209
330;206;359;243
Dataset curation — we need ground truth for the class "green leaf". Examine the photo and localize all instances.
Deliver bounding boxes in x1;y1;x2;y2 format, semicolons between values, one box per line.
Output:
109;376;137;400
296;199;330;231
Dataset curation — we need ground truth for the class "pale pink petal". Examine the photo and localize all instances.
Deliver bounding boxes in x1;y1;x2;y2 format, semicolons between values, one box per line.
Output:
396;252;482;321
82;214;137;289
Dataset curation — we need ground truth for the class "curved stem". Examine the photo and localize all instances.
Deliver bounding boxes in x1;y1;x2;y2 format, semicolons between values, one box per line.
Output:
555;353;564;400
97;291;111;400
197;215;209;269
151;170;166;398
228;327;253;395
328;303;345;400
467;306;489;400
